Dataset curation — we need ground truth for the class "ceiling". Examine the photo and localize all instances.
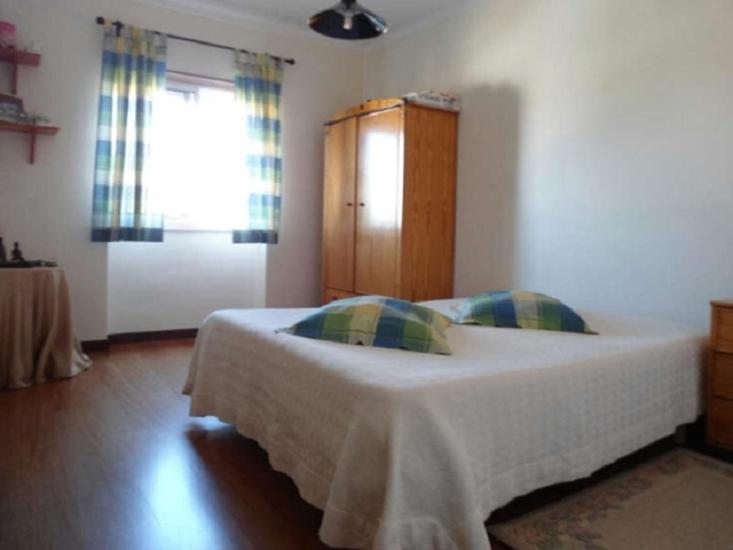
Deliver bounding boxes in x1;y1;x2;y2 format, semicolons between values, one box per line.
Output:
151;0;469;36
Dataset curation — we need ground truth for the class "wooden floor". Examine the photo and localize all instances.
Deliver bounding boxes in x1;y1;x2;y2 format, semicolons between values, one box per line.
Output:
0;340;333;550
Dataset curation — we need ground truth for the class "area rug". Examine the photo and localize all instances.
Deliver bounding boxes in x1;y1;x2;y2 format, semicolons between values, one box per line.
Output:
488;449;733;550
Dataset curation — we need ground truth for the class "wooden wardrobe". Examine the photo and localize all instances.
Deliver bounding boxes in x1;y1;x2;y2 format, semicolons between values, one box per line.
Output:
321;98;459;304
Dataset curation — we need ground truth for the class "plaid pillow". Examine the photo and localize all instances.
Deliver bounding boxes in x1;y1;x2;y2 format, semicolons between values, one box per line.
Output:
279;296;452;354
453;291;595;334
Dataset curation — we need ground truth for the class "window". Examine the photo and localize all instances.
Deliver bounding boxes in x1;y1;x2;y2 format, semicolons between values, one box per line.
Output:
150;73;250;231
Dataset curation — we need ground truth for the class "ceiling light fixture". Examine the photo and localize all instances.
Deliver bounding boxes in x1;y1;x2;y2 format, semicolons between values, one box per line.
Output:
308;0;387;40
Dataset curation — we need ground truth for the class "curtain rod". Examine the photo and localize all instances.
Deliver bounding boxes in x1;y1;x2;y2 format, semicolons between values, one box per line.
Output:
95;16;296;66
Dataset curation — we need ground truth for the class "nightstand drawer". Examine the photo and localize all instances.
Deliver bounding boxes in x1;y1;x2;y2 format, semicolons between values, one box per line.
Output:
712;306;733;353
708;398;733;449
711;353;733;400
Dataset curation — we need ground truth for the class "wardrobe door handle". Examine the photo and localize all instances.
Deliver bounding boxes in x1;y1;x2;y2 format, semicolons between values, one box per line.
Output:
358;202;365;207
346;202;354;207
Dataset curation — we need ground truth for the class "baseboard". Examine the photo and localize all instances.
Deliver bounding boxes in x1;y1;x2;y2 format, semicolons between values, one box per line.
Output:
81;328;198;352
81;339;110;353
109;328;198;343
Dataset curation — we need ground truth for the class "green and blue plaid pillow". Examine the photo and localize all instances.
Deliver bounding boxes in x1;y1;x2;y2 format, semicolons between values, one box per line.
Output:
279;296;452;354
453;291;595;334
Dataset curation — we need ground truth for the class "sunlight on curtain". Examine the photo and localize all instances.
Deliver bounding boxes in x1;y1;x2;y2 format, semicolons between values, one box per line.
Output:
232;52;284;245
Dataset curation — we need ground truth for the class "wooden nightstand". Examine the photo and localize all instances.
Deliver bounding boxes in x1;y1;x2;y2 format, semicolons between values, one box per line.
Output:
708;300;733;450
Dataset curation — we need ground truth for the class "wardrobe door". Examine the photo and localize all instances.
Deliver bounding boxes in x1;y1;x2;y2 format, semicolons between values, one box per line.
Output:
322;117;357;295
354;107;403;297
400;105;458;301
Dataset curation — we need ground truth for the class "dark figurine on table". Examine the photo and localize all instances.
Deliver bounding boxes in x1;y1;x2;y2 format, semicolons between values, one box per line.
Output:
11;242;24;263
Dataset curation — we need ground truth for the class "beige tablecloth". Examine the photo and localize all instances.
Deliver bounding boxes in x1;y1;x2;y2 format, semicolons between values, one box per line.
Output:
0;267;92;389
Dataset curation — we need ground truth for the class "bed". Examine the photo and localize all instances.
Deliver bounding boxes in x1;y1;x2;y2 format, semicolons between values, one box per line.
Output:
183;298;705;550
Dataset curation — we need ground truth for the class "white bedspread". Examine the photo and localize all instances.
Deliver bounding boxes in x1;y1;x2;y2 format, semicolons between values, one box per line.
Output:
183;299;704;550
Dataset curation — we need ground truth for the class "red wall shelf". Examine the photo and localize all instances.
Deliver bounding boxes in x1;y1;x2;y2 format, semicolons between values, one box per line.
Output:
0;46;58;164
0;121;59;164
0;46;41;95
0;47;41;66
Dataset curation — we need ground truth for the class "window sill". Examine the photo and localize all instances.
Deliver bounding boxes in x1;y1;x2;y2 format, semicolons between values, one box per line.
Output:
165;227;234;233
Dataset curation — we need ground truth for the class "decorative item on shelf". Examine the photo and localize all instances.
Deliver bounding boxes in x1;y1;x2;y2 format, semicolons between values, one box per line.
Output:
403;91;461;112
0;241;57;268
0;21;16;48
30;114;52;126
11;242;25;262
0;92;23;122
309;0;387;40
0;93;52;126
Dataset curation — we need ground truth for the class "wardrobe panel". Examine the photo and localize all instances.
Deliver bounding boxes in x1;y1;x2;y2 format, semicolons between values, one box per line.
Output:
401;105;458;301
322;117;357;293
354;108;403;297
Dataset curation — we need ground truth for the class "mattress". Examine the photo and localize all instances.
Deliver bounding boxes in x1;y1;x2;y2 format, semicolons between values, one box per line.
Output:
183;299;705;550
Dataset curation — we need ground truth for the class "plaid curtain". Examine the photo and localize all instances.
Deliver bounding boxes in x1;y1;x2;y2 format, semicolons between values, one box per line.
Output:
91;23;167;242
233;52;284;244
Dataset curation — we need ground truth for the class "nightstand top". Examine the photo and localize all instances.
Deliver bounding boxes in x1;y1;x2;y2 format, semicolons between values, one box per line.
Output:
711;300;733;308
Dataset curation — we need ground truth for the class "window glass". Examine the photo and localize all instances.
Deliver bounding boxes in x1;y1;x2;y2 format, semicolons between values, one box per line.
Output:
150;75;249;231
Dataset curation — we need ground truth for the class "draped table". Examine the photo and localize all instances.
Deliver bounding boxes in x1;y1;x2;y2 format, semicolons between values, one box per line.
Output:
0;267;92;389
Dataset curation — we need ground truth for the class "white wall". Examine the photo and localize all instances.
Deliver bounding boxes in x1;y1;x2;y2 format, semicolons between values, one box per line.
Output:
0;0;364;338
107;234;266;333
5;0;731;337
364;0;733;329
